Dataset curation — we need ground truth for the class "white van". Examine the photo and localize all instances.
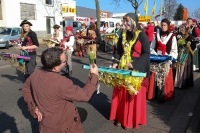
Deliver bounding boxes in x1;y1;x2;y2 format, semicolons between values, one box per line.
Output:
95;18;122;33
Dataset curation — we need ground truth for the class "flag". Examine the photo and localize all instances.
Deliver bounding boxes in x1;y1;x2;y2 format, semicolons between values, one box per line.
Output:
152;0;156;16
144;0;148;16
160;0;163;16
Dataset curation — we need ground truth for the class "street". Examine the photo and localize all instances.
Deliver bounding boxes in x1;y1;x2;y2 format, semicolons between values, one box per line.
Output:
0;45;200;133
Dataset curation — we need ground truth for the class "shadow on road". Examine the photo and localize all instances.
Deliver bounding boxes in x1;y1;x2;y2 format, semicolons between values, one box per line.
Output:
72;58;88;66
89;91;111;120
17;97;39;133
0;111;19;133
76;107;88;123
1;69;24;83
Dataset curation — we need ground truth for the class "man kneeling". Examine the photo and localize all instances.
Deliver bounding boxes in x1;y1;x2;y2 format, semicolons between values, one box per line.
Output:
22;47;99;133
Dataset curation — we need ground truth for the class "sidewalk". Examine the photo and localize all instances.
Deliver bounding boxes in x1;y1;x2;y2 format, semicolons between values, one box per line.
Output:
170;71;200;133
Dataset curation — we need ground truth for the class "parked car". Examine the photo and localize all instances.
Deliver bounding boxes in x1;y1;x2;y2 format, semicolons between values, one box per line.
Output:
0;27;21;49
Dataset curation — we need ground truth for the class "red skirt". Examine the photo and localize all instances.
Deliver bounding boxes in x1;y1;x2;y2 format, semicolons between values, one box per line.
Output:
147;68;174;100
109;85;147;129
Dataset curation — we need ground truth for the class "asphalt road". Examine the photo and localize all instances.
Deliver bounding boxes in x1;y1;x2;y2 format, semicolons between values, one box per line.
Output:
0;46;200;133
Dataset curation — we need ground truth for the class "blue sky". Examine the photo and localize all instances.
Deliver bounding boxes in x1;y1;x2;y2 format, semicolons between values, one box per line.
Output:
75;0;199;17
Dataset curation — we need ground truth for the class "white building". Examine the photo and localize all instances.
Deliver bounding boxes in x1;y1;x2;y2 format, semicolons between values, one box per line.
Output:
0;0;76;37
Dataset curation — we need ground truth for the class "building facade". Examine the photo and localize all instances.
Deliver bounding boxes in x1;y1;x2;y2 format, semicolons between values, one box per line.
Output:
0;0;70;37
0;0;115;37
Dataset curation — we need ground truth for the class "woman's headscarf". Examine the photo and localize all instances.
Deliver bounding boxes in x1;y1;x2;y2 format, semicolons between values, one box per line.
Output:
123;13;141;31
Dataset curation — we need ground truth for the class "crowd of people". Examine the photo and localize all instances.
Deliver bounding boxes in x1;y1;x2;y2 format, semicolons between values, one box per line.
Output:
15;13;200;133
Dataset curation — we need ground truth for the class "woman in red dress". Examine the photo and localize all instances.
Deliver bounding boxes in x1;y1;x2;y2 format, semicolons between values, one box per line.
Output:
148;18;178;101
110;13;150;130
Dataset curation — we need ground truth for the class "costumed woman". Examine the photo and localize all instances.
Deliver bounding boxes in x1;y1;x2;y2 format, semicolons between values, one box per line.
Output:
63;26;75;76
76;23;87;57
148;18;178;101
52;24;63;45
110;13;150;130
86;23;97;64
174;24;196;89
18;20;39;83
112;22;122;55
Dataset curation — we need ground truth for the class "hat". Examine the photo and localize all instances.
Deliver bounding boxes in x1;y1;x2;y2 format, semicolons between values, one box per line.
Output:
82;23;86;26
53;24;60;29
193;19;197;22
65;26;73;32
20;20;32;27
161;18;170;26
123;13;141;30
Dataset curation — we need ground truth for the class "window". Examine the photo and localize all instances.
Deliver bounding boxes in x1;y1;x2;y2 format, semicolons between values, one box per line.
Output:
46;0;53;5
20;3;36;20
0;28;11;35
109;22;114;28
11;28;20;36
0;1;2;20
101;12;107;18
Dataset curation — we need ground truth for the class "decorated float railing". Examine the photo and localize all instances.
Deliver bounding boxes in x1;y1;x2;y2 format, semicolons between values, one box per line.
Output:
82;65;146;95
150;54;177;89
0;52;30;73
150;54;177;62
101;33;118;46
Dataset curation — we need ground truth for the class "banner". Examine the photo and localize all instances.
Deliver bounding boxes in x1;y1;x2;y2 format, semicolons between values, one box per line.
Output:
62;6;76;14
152;0;156;16
144;0;148;15
138;16;151;22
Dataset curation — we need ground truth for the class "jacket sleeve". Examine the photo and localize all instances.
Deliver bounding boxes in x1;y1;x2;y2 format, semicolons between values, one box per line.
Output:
194;27;200;37
64;36;75;48
60;73;98;102
131;32;150;78
22;76;37;118
29;31;39;47
169;36;178;59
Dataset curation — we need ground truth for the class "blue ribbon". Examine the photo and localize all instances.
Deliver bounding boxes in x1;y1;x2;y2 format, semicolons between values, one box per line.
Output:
82;65;146;77
150;54;177;62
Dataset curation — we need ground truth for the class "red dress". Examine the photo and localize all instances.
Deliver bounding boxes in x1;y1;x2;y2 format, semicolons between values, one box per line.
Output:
109;85;147;129
109;31;150;129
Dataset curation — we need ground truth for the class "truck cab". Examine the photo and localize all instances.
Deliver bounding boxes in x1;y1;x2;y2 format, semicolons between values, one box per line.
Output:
64;20;82;33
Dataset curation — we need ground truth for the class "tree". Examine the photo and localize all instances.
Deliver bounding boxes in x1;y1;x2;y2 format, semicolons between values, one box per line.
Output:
94;0;100;30
112;0;143;15
164;0;179;20
173;3;184;21
193;8;200;21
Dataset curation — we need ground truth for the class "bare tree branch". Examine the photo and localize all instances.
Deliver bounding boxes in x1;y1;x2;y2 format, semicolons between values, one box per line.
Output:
164;0;179;20
193;8;200;21
111;0;143;14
